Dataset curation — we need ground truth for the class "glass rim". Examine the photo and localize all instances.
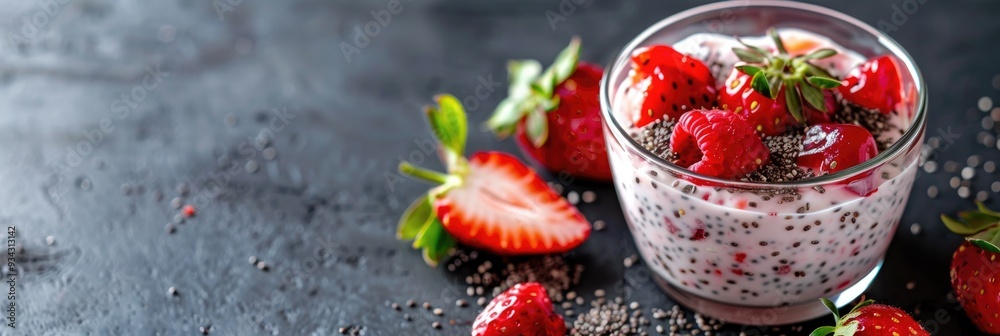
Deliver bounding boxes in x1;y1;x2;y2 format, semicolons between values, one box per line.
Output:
599;0;928;189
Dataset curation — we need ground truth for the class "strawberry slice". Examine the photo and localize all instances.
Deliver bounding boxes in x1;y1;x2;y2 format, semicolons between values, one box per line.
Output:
434;152;590;255
797;124;878;175
627;45;717;127
472;282;566;336
838;55;903;114
397;94;591;265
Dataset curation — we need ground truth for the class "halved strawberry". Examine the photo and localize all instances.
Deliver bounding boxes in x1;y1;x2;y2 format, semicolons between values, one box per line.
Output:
721;29;843;135
472;282;566;336
487;38;612;181
811;299;929;336
398;94;591;265
434;152;590;255
839;55;903;114
627;45;717;127
797;124;878;175
941;203;1000;334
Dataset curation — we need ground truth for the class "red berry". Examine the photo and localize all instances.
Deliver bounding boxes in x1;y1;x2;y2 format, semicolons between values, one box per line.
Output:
669;109;770;179
435;152;591;255
181;205;196;218
813;299;929;336
718;68;838;136
950;241;1000;334
628;45;717;127
797;124;878;175
472;282;566;336
839;55;903;114
514;62;612;181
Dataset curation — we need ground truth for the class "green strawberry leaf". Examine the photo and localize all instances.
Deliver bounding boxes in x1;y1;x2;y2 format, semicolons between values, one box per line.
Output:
809;326;836;336
941;213;999;236
798;80;828;113
508;59;543;99
550;37;581;86
805;63;836;80
411;215;455;267
769;28;788;55
735;65;763;76
968;227;1000;253
976;201;1000;218
486;60;543;136
802;48;837;60
425;94;468;160
767;75;783;100
422;221;456;267
397;194;432;240
750;71;771;98
736;38;770;58
487;99;524;138
784;84;805;123
819;298;840;321
525;109;549;147
733;47;765;63
807;76;843;89
531;37;582;100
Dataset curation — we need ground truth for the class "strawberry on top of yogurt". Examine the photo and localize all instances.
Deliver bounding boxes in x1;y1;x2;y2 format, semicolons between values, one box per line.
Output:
619;28;908;184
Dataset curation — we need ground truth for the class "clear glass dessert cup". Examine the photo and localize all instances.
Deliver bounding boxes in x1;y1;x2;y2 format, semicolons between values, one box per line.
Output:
599;1;926;325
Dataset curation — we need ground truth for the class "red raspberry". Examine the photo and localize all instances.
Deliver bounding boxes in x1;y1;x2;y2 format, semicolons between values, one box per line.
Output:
670;109;770;179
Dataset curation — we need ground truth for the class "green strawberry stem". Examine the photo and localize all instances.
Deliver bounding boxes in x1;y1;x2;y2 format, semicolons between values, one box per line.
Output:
398;161;452;185
811;298;874;336
395;93;473;267
486;37;582;147
733;28;842;123
941;201;1000;253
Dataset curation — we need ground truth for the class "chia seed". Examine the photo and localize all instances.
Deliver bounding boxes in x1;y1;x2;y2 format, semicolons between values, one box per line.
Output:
593;220;606;232
567;191;580;205
582;191;597;203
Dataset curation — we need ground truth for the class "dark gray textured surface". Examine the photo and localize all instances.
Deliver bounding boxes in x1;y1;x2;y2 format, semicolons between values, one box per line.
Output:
3;0;999;335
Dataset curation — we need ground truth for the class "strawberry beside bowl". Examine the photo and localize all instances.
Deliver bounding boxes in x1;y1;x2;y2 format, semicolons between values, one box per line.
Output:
598;1;926;325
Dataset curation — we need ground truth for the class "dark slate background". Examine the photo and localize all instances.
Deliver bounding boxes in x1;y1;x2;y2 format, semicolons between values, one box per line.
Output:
3;0;999;335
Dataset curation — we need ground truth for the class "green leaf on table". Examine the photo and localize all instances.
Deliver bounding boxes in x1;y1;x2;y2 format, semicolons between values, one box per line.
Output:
397;194;432;240
425;94;468;158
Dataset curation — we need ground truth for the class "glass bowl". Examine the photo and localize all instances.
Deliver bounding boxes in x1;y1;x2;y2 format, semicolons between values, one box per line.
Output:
599;0;926;325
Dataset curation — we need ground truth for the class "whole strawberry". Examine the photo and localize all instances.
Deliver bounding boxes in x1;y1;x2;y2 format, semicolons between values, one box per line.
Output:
720;29;843;136
941;202;1000;334
472;282;566;336
397;94;591;266
487;38;612;181
811;298;929;336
